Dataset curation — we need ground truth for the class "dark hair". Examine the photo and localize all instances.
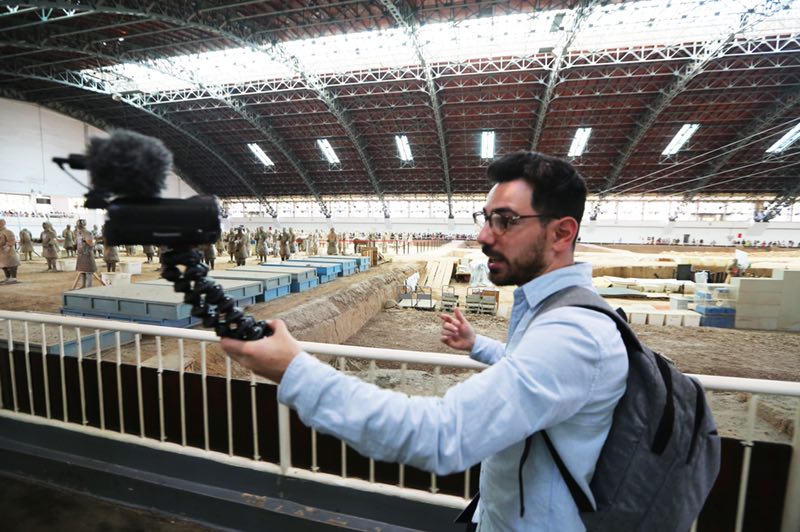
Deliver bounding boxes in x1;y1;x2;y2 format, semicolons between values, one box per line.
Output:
487;151;587;226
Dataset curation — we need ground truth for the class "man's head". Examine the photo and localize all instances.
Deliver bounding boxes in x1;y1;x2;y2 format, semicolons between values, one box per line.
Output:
77;219;86;229
477;151;586;286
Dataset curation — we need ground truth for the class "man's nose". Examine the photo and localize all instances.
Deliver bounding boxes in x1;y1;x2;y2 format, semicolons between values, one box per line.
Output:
477;223;494;246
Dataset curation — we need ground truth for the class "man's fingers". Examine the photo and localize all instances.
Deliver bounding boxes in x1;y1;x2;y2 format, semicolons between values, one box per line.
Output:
454;307;466;323
441;322;459;335
220;336;246;355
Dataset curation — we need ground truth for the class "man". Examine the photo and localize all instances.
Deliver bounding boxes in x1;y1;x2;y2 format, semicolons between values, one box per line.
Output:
222;151;628;530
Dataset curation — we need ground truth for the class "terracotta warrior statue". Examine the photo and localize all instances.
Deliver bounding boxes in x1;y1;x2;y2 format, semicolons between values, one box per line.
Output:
40;222;60;272
75;219;97;288
327;228;338;255
0;219;21;284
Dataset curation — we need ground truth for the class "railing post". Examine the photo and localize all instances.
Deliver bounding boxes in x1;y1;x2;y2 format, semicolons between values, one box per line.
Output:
734;394;759;532
278;403;292;474
781;399;800;532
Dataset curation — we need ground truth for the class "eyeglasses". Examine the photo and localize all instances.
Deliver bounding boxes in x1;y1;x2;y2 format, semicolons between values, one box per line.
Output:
472;210;550;235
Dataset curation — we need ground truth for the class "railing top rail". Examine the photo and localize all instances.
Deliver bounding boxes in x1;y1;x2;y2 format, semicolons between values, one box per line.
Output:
1;310;799;395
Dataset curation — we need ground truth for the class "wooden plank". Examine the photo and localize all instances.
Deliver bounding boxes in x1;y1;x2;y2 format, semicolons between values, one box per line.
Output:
430;260;443;288
430;261;441;286
422;261;437;287
429;260;441;287
439;259;455;287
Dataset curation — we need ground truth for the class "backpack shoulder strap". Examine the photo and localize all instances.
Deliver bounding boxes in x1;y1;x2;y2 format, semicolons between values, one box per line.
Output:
536;285;645;355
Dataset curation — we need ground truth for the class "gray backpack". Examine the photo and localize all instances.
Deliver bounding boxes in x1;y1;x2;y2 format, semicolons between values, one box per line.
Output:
524;286;721;531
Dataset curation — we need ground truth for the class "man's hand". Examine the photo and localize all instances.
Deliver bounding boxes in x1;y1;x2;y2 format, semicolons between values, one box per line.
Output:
220;319;302;384
439;307;476;352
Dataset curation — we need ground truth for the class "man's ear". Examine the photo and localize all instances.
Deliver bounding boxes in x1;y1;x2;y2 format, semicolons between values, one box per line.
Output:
551;217;579;251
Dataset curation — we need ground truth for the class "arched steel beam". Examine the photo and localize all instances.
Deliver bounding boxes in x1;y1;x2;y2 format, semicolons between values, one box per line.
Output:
1;37;330;217
530;0;597;152
5;0;390;216
600;0;790;195
379;0;454;218
760;179;800;221
684;87;800;200
0;65;278;216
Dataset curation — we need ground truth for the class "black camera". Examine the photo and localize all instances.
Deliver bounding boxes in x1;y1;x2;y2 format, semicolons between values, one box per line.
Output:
53;129;222;246
53;129;269;340
102;196;221;246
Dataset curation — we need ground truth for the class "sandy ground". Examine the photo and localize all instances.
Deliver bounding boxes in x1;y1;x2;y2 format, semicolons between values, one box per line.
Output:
345;307;799;443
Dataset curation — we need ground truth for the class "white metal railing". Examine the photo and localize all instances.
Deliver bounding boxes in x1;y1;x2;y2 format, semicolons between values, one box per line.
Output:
0;310;798;531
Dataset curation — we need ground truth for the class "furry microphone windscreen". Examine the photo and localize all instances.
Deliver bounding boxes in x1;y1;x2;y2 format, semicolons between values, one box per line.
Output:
86;129;173;198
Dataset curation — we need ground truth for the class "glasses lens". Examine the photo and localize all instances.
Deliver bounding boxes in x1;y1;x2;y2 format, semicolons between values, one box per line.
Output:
473;211;486;226
490;213;509;233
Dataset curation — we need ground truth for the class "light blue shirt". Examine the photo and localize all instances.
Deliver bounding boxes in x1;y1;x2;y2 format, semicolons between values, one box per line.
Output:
278;262;628;531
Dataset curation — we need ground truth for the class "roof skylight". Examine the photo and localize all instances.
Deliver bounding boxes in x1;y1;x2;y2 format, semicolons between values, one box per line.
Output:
568;127;592;157
247;143;274;168
662;124;700;156
481;131;495;160
316;139;341;165
395;135;413;162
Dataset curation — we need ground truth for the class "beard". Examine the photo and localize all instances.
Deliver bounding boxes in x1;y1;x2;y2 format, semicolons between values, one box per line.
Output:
483;236;548;286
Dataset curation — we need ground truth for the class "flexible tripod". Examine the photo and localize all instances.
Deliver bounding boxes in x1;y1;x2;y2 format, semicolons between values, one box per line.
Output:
161;246;272;340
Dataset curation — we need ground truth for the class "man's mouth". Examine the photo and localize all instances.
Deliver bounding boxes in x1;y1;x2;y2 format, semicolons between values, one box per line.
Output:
487;256;505;270
483;246;505;270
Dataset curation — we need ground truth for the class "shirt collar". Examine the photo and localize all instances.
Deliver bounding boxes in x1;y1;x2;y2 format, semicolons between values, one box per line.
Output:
513;262;595;312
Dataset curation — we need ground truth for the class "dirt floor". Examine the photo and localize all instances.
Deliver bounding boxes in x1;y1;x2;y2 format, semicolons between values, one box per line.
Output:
345;308;800;382
345;307;799;443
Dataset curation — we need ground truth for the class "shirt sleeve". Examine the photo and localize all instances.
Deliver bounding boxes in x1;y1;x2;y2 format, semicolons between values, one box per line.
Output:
469;334;506;365
278;307;616;476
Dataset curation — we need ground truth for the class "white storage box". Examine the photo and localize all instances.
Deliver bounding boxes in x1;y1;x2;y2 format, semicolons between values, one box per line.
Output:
56;259;76;272
101;272;132;285
118;261;142;275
